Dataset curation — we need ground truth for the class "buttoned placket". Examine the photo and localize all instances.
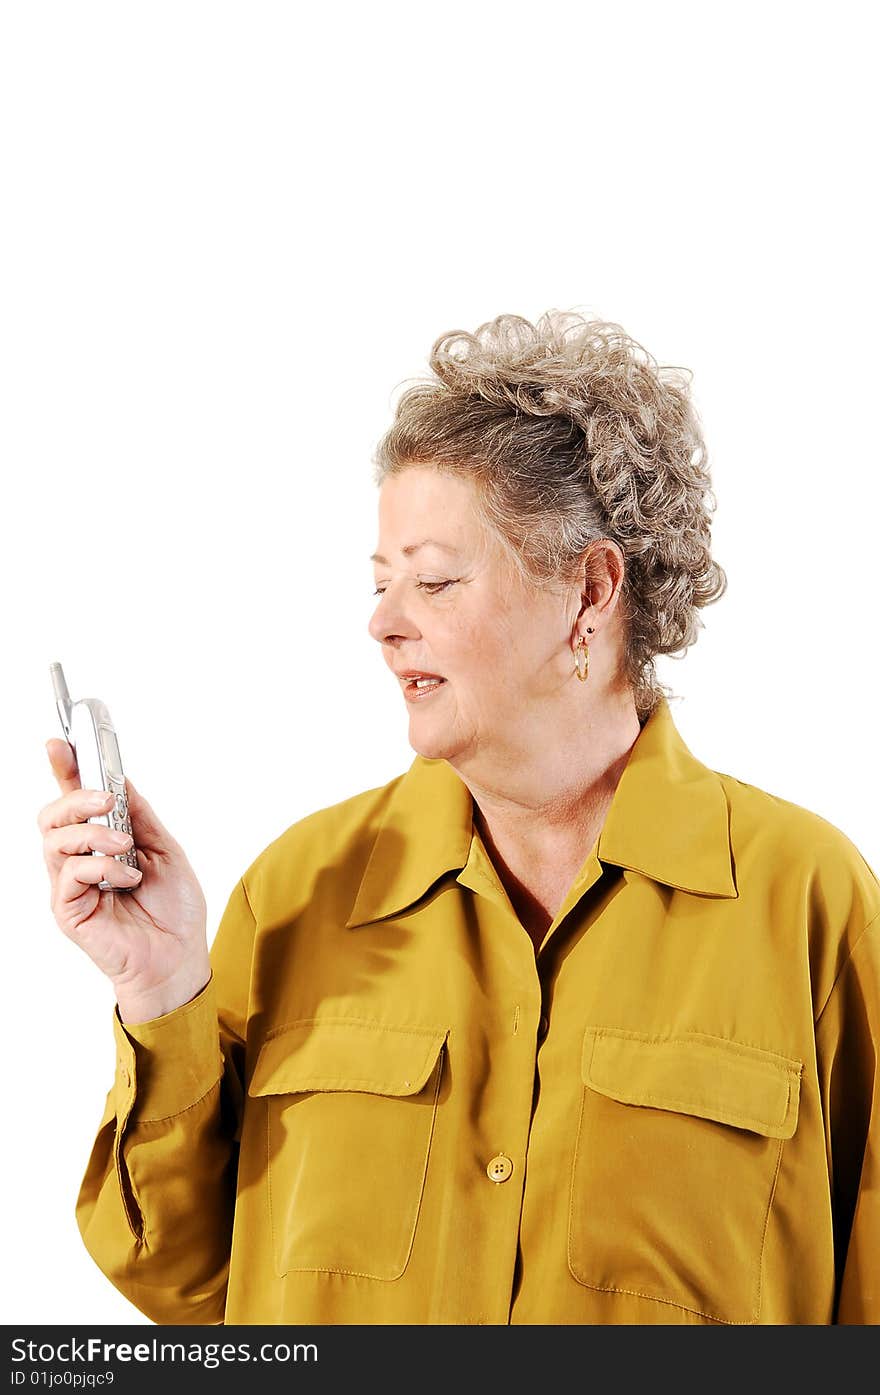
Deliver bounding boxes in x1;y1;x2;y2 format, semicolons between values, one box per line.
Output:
454;824;605;1322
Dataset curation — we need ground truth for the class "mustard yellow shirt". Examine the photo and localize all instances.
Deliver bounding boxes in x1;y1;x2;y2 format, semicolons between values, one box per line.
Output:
76;697;880;1325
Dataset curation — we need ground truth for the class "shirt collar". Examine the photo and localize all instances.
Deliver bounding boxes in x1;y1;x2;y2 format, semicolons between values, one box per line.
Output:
345;695;737;929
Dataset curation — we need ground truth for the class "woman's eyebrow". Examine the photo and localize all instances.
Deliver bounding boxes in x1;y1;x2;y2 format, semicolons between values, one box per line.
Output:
370;539;461;565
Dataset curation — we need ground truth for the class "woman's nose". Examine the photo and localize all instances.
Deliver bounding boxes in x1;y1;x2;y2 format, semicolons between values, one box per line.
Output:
368;588;420;645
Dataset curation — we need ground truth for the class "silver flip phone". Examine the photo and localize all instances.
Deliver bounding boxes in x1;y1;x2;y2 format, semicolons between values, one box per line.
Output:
50;662;140;890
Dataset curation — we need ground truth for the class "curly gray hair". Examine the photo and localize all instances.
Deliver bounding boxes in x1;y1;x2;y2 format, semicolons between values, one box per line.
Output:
372;310;727;724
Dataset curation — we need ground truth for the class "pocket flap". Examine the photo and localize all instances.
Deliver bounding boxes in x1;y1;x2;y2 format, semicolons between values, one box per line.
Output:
248;1018;449;1098
582;1027;802;1139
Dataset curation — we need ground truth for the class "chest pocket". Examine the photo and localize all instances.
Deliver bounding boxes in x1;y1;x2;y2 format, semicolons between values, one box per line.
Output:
568;1027;803;1324
247;1018;448;1280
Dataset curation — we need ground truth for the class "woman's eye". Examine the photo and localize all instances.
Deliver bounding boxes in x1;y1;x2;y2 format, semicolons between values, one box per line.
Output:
372;580;456;596
417;579;455;594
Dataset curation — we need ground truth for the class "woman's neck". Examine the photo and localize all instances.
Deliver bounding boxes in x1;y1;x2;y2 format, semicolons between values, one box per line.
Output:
451;687;643;870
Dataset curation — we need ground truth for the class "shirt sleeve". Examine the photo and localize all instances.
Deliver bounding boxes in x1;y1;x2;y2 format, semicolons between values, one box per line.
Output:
814;914;880;1324
74;876;256;1325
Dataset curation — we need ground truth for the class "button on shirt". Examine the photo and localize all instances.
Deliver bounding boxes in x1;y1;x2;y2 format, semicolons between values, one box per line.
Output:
75;698;880;1324
486;1154;515;1183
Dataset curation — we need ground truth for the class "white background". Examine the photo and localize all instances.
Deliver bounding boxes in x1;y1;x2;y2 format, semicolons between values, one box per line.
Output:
2;0;877;1324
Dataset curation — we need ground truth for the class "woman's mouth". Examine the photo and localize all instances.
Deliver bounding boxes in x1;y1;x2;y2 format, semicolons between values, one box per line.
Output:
403;676;447;703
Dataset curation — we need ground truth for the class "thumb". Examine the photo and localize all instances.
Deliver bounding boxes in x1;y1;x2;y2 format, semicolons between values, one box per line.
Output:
46;737;81;794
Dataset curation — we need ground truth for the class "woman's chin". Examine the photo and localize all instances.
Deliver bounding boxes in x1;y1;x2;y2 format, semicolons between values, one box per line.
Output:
407;718;459;763
409;735;453;762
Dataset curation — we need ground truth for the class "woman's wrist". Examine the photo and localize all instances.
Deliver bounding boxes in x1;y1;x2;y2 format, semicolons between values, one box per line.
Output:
115;966;212;1025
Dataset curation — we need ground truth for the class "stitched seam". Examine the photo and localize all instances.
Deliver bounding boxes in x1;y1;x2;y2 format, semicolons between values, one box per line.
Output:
754;1134;786;1321
586;1030;802;1134
588;1026;803;1073
587;1088;785;1134
266;1093;274;1271
121;983;215;1033
566;1279;752;1325
130;1073;222;1126
470;870;496;887
240;874;258;925
264;1017;447;1042
253;1032;448;1097
254;1026;448;1097
814;911;880;1028
256;1075;428;1093
566;1079;588;1281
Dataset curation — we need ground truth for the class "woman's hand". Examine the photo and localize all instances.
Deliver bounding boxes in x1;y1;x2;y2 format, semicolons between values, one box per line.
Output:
38;738;211;1024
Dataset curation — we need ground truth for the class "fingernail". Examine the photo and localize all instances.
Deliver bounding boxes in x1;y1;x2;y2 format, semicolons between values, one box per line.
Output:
123;865;142;879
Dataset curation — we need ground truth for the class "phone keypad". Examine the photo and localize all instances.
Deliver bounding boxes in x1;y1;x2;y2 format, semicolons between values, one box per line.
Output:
112;795;138;868
97;786;139;886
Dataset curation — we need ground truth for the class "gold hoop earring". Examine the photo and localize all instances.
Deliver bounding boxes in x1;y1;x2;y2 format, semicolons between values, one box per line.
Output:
574;635;591;682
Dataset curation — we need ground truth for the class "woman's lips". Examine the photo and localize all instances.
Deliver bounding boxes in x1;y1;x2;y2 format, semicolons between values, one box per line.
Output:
403;677;447;703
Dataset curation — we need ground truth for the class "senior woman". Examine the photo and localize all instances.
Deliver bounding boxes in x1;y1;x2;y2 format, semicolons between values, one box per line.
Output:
40;313;878;1326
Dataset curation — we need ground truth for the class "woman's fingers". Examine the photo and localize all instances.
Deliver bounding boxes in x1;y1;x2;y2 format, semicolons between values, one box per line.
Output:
43;819;134;876
38;769;178;860
37;787;115;836
54;852;143;912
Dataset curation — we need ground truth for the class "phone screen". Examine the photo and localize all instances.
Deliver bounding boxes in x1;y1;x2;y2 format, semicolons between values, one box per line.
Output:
98;724;123;781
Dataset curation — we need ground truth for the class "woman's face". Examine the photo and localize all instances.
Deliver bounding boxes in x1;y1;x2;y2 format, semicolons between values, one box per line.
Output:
369;466;582;769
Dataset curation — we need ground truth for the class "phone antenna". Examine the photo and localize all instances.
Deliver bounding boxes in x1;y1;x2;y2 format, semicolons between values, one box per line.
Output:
49;662;73;742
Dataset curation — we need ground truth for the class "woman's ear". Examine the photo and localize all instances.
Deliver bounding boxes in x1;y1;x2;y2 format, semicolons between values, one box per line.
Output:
579;540;626;618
